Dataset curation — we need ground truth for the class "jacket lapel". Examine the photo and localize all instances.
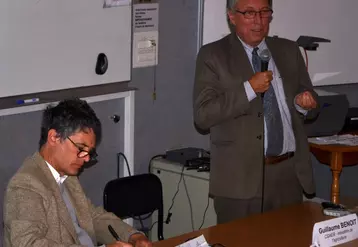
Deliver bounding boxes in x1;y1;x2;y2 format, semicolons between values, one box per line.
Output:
228;33;255;82
65;177;96;243
266;37;295;106
33;152;79;244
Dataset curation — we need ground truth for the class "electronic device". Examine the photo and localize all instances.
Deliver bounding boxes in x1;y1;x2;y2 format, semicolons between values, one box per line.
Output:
296;35;331;51
304;94;349;137
321;202;351;217
323;208;352;217
165;147;209;166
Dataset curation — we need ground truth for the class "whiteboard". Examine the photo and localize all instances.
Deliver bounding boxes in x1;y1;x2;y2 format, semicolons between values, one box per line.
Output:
0;0;132;98
202;0;358;86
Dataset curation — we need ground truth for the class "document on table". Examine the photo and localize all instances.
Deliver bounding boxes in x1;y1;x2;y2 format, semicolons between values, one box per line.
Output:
308;134;358;146
176;235;210;247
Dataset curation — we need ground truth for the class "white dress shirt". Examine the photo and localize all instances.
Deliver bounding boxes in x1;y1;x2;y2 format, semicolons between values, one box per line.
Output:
238;37;307;155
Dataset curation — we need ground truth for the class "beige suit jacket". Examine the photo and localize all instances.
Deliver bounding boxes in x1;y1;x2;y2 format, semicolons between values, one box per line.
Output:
194;33;317;199
4;152;138;247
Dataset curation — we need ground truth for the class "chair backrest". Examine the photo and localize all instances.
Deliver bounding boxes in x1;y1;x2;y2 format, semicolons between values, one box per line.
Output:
103;173;164;240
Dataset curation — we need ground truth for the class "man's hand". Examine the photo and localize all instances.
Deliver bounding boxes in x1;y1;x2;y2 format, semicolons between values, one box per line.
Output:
295;91;317;110
248;71;273;93
128;233;152;247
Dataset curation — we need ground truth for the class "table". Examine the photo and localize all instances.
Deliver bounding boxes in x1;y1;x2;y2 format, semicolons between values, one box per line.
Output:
153;202;358;247
310;142;358;204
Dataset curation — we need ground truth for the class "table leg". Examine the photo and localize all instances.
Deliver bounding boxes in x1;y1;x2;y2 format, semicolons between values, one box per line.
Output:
330;152;343;204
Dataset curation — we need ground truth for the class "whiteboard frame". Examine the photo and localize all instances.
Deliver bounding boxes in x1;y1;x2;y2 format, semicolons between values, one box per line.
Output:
0;90;136;225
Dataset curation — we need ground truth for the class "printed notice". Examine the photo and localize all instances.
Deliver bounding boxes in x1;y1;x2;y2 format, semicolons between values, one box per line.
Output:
133;3;159;32
312;214;358;247
103;0;130;8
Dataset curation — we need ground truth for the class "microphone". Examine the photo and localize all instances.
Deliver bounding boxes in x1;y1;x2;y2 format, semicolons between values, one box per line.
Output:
259;49;271;98
259;49;271;72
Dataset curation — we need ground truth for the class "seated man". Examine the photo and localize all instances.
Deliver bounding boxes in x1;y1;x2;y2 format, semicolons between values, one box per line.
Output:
4;98;152;247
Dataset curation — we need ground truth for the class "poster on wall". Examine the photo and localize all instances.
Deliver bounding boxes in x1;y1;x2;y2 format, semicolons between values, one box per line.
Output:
133;1;159;32
132;0;159;68
103;0;131;8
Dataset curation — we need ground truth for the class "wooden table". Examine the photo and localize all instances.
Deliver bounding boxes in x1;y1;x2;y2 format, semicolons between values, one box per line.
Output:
310;142;358;204
153;202;358;247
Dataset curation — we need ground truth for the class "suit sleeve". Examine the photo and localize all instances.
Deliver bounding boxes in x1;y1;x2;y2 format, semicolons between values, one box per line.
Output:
193;46;252;130
294;43;319;119
88;200;140;244
4;187;83;247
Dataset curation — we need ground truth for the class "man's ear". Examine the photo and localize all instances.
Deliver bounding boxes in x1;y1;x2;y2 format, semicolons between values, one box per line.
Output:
47;129;59;146
227;10;236;26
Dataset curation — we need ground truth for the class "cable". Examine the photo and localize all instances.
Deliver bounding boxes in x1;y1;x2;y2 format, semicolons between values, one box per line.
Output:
198;195;210;230
165;164;185;224
148;220;158;233
132;212;153;221
148;154;166;173
151;39;158;102
182;176;195;231
116;152;131;177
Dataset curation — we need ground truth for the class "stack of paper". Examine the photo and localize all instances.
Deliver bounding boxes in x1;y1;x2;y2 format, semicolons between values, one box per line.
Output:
308;134;358;146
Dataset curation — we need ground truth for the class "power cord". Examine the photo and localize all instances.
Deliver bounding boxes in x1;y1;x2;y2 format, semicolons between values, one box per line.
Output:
182;175;195;231
165;164;185;224
116;152;131;177
198;195;210;230
148;154;166;173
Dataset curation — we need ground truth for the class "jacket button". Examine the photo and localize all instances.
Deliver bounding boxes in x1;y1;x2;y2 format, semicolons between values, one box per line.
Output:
257;135;262;140
257;112;262;117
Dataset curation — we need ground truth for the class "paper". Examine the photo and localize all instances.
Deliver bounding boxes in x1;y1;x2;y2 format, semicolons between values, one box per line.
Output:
133;3;159;32
103;0;130;8
312;213;358;247
176;235;210;247
308;134;358;146
132;31;158;68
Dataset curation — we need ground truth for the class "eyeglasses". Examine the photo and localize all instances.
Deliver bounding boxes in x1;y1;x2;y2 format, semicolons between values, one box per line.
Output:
235;9;273;19
67;137;98;162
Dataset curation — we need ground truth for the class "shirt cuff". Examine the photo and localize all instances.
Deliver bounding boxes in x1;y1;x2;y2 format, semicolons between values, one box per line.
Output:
244;81;257;102
294;96;308;115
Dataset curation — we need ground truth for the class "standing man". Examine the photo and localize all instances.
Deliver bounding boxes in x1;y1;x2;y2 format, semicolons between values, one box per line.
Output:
4;98;152;247
193;0;318;224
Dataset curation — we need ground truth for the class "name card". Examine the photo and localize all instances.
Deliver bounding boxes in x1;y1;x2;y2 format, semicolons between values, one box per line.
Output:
312;213;358;246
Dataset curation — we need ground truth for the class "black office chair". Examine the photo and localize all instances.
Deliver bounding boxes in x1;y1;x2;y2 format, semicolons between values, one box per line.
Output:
103;173;164;241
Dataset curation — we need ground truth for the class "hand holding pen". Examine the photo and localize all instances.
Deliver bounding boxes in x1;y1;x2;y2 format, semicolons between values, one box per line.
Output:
107;225;132;247
107;225;152;247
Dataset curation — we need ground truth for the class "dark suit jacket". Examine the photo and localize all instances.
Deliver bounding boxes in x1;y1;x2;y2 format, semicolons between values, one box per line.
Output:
4;152;138;247
193;33;317;199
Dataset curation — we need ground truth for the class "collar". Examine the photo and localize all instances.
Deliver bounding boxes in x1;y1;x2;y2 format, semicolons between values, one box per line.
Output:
45;161;68;185
236;35;267;53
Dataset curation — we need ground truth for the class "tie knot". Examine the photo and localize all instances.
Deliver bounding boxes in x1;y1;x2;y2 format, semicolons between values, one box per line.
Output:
252;47;259;55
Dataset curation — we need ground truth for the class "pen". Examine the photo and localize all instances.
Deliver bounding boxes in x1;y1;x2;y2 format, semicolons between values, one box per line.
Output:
108;225;121;241
16;98;40;105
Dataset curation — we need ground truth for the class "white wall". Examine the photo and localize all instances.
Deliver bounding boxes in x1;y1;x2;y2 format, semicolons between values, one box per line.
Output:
202;0;358;86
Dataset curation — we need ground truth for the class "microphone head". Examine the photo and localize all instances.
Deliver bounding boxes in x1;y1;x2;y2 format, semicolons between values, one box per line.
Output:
259;49;271;62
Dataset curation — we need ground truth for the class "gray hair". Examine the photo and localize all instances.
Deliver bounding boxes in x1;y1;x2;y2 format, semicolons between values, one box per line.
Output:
226;0;238;10
227;0;272;11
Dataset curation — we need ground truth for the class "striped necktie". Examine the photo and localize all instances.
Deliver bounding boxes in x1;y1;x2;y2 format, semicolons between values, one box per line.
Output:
252;47;284;156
